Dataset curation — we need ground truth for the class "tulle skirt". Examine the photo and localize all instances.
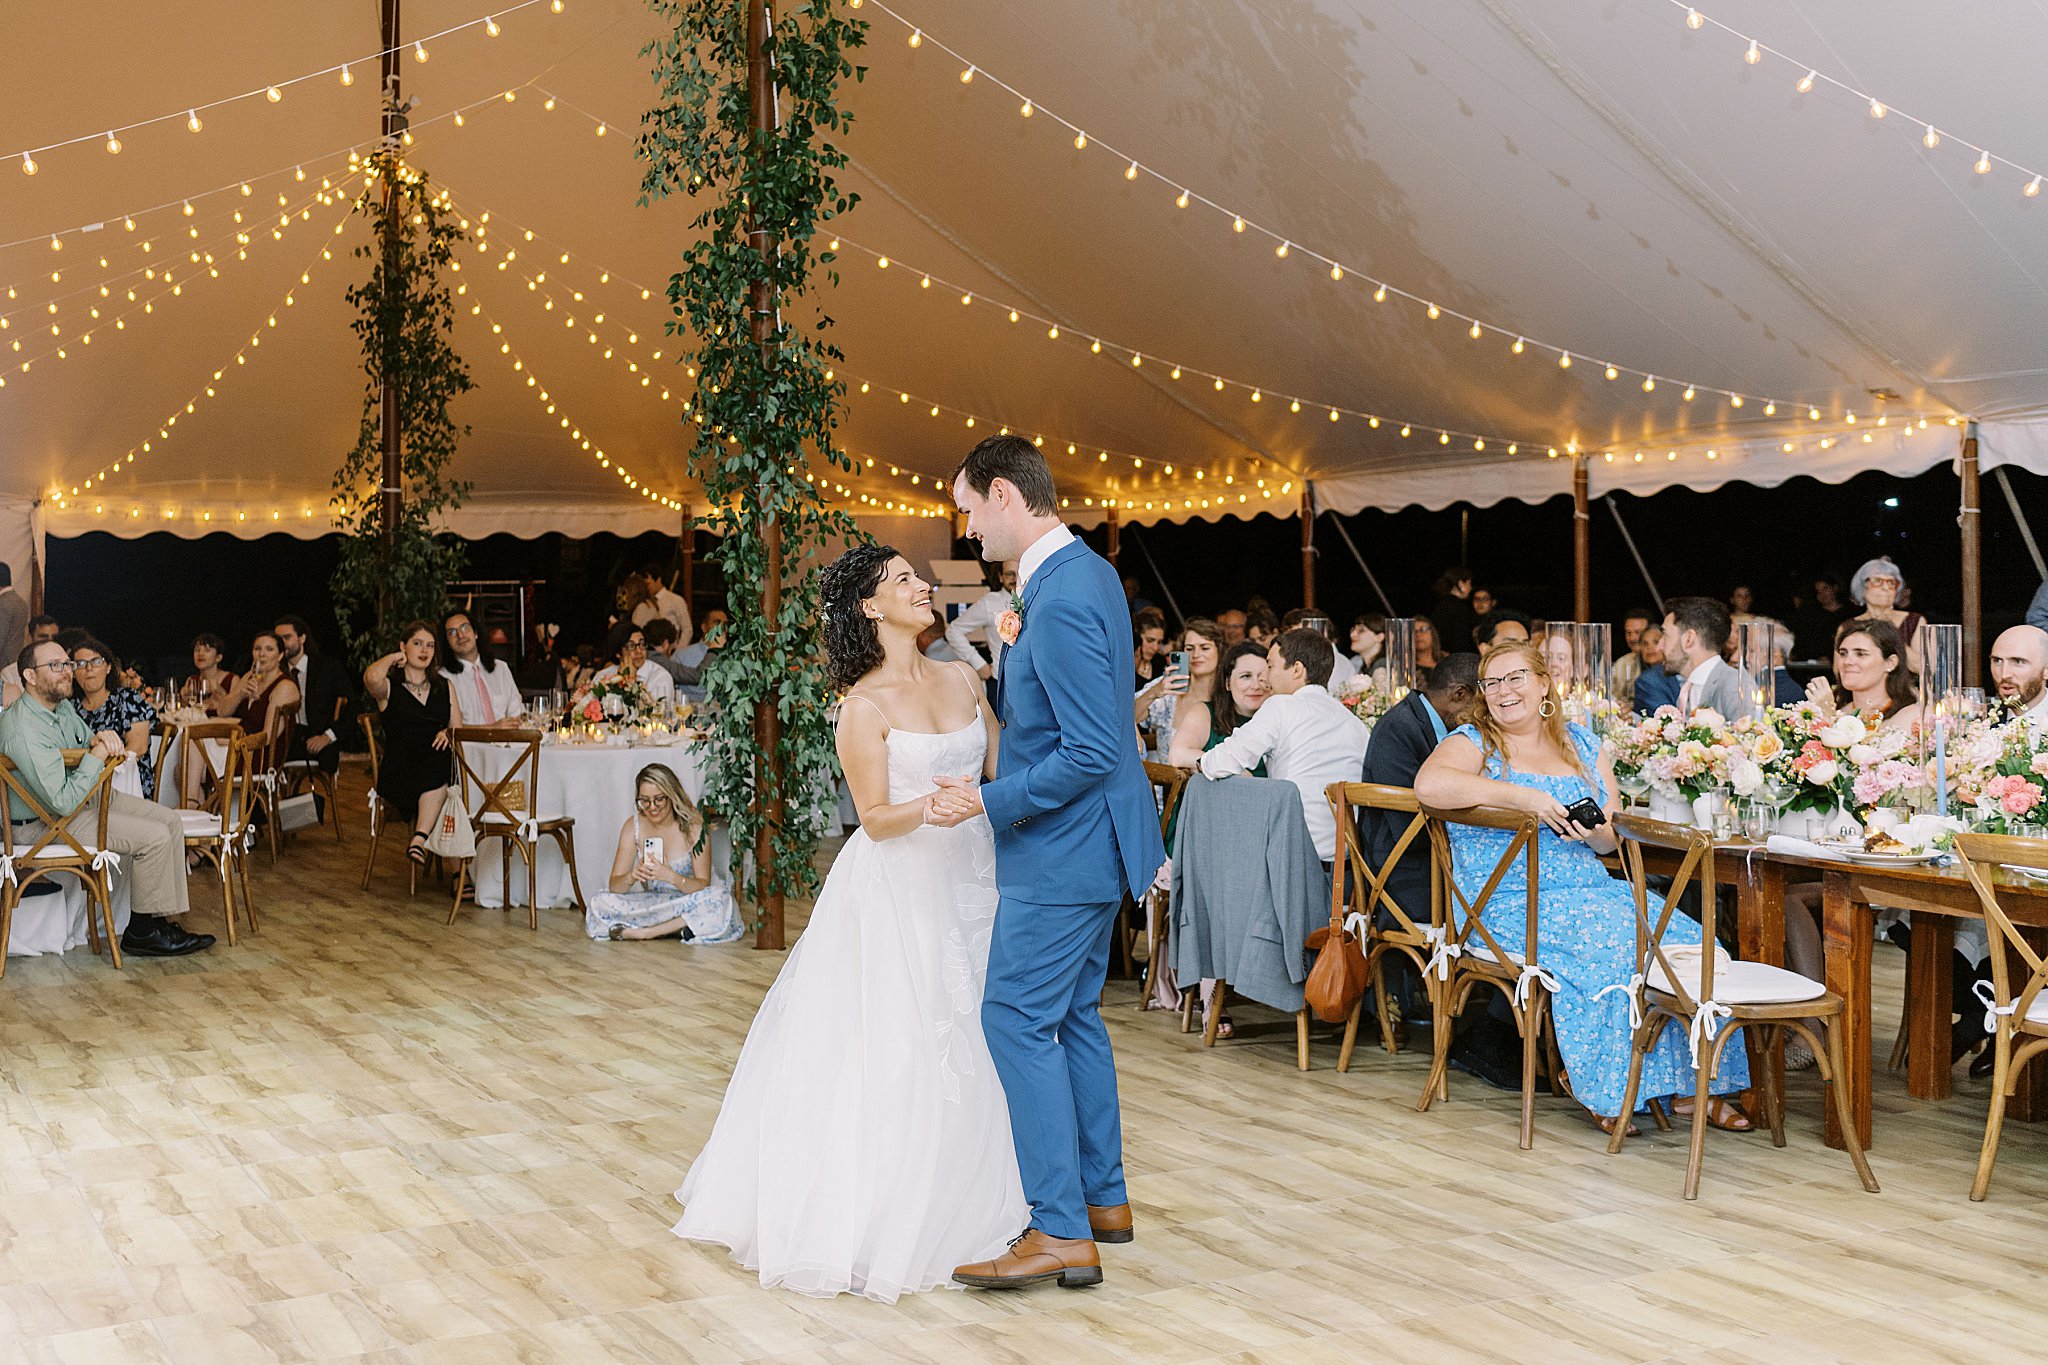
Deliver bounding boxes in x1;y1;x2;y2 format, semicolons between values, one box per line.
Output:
673;818;1027;1302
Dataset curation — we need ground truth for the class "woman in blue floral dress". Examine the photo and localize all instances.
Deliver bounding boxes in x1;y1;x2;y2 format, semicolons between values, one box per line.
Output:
586;763;742;943
1418;642;1750;1132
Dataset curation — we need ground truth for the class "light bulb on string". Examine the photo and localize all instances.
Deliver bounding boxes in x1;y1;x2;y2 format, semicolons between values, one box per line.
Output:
2028;176;2042;197
1924;126;1940;149
1685;7;1703;28
266;85;282;103
1796;69;1815;94
20;152;36;175
186;110;203;133
1019;99;1032;117
1175;189;1188;208
1744;39;1760;64
959;65;974;84
340;63;353;85
1977;149;1993;174
105;132;121;154
1869;98;1885;119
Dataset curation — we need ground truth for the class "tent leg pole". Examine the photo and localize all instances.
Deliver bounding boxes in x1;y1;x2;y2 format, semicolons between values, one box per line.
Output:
1301;482;1317;610
1125;524;1186;630
1325;512;1396;616
1993;466;2048;582
1962;429;1983;690
1604;494;1664;614
679;503;695;625
1573;456;1591;623
1106;504;1120;565
747;0;783;952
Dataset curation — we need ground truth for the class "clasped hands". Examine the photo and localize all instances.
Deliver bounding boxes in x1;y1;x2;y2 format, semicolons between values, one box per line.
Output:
925;775;984;827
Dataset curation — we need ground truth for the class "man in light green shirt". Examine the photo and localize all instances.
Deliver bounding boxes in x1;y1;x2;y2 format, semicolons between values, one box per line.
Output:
2;640;212;957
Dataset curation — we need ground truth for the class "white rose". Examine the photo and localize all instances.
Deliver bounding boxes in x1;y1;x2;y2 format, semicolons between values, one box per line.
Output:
1818;715;1867;748
1847;744;1881;767
1807;758;1840;785
1728;754;1763;796
1692;707;1727;730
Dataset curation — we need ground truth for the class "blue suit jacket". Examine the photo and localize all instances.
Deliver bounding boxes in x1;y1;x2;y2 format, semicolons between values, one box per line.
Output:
981;538;1167;904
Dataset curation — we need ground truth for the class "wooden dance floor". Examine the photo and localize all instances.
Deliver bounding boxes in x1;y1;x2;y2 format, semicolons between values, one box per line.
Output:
6;766;2048;1363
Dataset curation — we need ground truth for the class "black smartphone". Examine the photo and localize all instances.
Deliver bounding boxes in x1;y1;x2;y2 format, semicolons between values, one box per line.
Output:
1563;797;1606;829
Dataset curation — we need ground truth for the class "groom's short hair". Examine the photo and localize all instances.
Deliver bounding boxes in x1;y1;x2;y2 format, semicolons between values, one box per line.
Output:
954;435;1058;515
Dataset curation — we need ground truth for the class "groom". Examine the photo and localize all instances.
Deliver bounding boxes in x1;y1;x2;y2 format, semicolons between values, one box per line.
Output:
936;436;1166;1291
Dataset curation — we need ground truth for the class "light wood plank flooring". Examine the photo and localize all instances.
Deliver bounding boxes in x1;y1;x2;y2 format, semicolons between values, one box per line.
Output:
5;764;2048;1363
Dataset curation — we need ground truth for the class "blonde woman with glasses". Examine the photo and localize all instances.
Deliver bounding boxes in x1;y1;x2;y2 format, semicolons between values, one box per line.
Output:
586;763;740;942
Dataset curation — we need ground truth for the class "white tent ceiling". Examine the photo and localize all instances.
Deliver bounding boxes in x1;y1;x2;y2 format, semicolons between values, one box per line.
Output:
3;0;2045;543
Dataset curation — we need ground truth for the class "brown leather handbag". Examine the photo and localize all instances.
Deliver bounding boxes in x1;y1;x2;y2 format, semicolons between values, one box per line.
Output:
1303;906;1369;1024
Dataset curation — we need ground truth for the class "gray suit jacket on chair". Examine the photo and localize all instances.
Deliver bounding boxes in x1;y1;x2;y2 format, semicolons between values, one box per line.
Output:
1169;773;1327;1013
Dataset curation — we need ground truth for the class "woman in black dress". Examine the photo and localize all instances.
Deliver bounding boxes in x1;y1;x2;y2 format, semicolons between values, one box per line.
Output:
363;621;455;866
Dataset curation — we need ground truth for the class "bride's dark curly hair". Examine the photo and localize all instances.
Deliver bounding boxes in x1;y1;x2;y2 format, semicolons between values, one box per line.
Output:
821;542;901;690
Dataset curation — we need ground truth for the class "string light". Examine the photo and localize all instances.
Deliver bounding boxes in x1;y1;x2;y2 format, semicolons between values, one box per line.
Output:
4;0;561;176
860;3;1829;417
1665;2;2048;198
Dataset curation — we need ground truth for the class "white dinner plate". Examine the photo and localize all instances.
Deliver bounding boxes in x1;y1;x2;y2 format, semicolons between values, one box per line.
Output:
1819;841;1942;868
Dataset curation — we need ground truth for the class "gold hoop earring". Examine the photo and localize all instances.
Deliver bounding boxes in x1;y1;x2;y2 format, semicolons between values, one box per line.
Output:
1538;698;1556;718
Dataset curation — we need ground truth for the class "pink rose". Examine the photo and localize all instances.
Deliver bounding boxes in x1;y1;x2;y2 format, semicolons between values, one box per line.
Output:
2003;784;2042;817
2032;752;2048;780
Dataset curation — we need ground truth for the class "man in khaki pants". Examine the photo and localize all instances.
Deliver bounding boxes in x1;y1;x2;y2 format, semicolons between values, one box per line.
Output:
0;640;213;957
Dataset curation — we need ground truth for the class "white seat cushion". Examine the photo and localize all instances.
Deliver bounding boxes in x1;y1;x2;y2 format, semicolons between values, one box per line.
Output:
1649;956;1827;1006
179;811;224;836
1465;944;1527;969
10;844;106;860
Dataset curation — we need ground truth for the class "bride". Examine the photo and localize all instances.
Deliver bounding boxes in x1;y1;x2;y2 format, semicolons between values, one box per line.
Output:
672;544;1027;1302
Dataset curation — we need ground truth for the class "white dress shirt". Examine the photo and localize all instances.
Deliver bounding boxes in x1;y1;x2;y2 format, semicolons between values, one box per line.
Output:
945;589;1012;673
2024;691;2048;724
1017;524;1076;591
593;660;676;704
632;588;694;649
1677;654;1720;714
1199;683;1369;861
443;657;524;724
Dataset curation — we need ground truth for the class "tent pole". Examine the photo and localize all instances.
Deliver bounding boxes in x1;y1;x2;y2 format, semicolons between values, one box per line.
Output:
1604;494;1663;613
1301;482;1317;609
679;503;695;623
1105;503;1120;564
377;0;404;573
1993;466;2048;582
747;0;785;951
1572;456;1591;622
1324;511;1396;616
1124;524;1185;629
1961;428;1983;689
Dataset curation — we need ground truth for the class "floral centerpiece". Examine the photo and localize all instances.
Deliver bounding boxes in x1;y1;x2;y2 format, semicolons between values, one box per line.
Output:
1615;707;1760;803
1335;674;1396;728
578;673;655;724
1952;712;2048;832
1764;704;1927;817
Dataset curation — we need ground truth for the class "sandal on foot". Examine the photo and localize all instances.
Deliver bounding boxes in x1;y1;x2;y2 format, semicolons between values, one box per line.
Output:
1673;1096;1754;1131
1214;1015;1235;1040
608;924;627;940
1587;1109;1640;1138
406;833;430;866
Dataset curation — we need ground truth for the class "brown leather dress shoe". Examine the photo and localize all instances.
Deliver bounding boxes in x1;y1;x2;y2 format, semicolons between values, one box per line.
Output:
953;1229;1103;1290
1087;1202;1134;1244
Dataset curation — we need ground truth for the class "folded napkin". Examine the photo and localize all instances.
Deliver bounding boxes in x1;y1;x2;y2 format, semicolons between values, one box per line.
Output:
1765;833;1853;863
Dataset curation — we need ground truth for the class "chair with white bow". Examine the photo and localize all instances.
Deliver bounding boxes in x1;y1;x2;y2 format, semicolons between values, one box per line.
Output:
1954;832;2048;1201
1328;783;1445;1084
1419;802;1563;1149
176;723;261;945
447;726;582;929
0;751;123;974
1609;812;1876;1199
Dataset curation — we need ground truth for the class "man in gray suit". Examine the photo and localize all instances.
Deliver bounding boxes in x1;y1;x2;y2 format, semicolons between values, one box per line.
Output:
1662;596;1743;717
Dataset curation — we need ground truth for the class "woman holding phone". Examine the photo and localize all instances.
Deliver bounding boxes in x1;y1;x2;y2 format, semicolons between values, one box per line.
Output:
587;763;742;942
1135;618;1225;754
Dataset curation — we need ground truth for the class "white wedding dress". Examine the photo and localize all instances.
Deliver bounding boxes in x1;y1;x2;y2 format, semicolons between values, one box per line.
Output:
672;715;1028;1302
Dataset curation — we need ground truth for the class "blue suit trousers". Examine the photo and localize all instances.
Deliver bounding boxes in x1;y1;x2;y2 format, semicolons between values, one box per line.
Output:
981;894;1127;1242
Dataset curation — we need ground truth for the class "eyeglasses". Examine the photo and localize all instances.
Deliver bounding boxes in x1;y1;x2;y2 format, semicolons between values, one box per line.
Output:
447;622;475;637
1477;668;1535;694
635;795;670;810
31;659;77;674
72;657;108;670
622;641;647;652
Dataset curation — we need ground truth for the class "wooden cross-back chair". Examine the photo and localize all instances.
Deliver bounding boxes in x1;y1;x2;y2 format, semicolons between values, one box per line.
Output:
1327;782;1445;1080
1608;813;1875;1198
448;726;582;929
0;752;122;974
1419;803;1562;1149
175;723;262;945
1120;760;1192;989
359;712;431;896
1954;832;2048;1201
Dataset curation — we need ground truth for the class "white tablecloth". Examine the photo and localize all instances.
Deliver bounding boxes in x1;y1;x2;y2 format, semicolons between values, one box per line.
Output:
466;739;708;909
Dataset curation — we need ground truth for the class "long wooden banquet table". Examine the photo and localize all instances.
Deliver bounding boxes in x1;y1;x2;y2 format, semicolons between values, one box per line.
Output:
1633;837;2048;1150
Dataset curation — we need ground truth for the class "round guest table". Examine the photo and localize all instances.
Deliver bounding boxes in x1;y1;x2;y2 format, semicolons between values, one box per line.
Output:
464;737;709;910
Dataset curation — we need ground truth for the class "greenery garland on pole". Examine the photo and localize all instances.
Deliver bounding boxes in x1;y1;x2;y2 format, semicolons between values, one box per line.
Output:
640;0;866;947
329;149;473;669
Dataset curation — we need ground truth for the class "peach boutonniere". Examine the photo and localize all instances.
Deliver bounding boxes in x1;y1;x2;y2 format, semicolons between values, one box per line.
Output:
996;592;1025;647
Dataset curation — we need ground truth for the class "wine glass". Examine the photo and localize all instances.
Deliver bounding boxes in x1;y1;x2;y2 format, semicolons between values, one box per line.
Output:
1618;769;1650;809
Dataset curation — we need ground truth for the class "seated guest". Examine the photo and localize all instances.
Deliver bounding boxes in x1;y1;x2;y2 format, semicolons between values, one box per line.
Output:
1200;627;1370;864
1751;617;1804;705
1474;609;1531;656
630;564;694;648
1412;615;1441;671
1662;595;1741;715
1167;640;1271;766
1132;607;1168;688
1360;650;1479;922
441;609;523;725
1217;608;1247;647
363;622;454;868
1992;624;2048;722
669;608;727;706
943;562;1017;682
1471;586;1497;623
590;622;677;704
1633;638;1680;715
1136;618;1222;751
1539;626;1579;688
1609;608;1656;704
1244;602;1280;649
181;633;239;714
586;763;742;942
1804;617;1921;732
1850;556;1925;671
0;640;212;956
225;631;301;751
643;617;689;683
1416;641;1750;1134
274;616;349;776
563;643;598;693
1350;613;1387;680
70;637;158;800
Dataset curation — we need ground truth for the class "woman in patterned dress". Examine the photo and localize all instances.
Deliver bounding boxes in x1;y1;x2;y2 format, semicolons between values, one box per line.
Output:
586;763;741;942
1417;641;1751;1134
70;636;159;799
